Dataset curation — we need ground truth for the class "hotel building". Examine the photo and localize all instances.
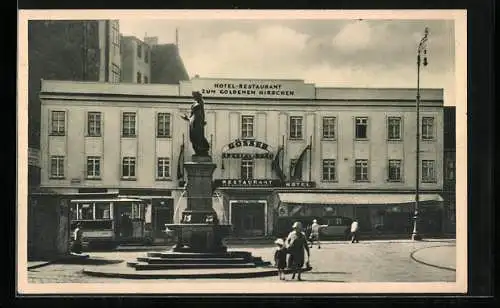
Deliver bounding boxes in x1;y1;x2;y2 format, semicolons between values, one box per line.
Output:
38;77;445;238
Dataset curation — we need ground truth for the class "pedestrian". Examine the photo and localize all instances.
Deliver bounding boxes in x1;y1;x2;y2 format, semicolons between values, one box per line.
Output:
285;221;310;281
350;219;360;243
273;238;287;280
309;219;328;249
70;222;83;254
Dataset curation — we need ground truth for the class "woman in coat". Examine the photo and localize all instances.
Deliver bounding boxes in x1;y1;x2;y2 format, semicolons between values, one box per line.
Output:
285;221;310;281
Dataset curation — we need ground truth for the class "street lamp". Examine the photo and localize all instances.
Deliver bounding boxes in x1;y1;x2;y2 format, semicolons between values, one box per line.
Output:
412;27;429;241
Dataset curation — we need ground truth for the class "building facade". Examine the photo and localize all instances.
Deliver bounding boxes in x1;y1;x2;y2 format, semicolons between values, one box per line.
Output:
28;20;121;190
120;36;151;84
39;77;445;238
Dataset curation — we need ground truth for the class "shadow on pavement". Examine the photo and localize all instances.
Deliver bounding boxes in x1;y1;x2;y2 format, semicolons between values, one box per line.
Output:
53;258;124;265
308;271;351;275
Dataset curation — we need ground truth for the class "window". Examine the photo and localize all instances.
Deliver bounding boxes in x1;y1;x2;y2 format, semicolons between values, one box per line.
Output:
144;47;149;63
79;204;93;220
136;72;142;83
446;159;455;181
241;116;254;139
240;159;254;180
144;76;148;84
86;156;101;178
422;117;435;140
322;117;336;139
111;63;120;83
289;116;303;139
122;112;136;137
50;111;65;135
94;203;111;219
388;117;402;140
157;113;171;138
137;43;142;58
354;159;369;182
322;159;337;181
388;159;402;182
422;160;436;182
157;157;170;179
87;112;102;136
355;117;368;139
50;156;65;178
122;157;136;179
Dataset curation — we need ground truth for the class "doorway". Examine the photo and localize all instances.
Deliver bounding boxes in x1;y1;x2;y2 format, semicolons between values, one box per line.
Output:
230;200;267;237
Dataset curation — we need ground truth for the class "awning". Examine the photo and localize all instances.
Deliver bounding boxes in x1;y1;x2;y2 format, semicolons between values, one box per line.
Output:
276;193;444;205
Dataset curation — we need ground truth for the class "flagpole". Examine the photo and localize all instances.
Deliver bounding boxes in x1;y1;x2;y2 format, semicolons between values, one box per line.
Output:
182;133;185;181
309;135;312;182
281;135;285;179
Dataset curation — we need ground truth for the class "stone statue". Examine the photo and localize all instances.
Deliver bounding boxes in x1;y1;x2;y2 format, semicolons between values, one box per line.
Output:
182;91;210;156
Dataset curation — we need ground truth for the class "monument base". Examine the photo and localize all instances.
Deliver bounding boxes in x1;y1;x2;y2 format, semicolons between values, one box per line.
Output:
165;223;232;253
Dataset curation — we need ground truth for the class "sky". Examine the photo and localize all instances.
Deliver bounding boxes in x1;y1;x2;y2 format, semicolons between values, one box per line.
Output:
119;18;456;105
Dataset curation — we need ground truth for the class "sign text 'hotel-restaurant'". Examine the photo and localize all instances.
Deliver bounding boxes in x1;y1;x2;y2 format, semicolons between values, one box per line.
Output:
201;82;296;97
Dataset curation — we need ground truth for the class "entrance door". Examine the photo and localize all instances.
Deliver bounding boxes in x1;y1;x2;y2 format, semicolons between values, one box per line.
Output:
354;206;372;232
153;207;173;237
231;202;266;237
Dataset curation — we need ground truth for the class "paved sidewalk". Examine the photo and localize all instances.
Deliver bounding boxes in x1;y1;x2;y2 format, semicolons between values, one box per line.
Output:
28;254;90;270
410;245;456;271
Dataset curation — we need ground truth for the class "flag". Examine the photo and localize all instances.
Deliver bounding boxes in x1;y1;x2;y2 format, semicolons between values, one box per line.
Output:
291;144;311;180
176;144;184;180
271;146;285;182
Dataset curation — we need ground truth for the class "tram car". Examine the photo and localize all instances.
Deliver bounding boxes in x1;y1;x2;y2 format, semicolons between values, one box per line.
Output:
69;197;153;249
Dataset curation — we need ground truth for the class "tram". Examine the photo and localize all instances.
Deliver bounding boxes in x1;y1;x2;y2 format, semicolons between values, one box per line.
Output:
69;197;153;249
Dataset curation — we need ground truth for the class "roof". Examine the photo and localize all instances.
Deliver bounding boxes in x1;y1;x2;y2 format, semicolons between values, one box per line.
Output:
276;193;444;205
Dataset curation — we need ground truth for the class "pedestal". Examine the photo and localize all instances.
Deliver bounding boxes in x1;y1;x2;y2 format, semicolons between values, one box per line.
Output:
166;155;232;253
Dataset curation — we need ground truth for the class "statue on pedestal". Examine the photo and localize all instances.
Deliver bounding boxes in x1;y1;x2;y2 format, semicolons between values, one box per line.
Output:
182;91;210;157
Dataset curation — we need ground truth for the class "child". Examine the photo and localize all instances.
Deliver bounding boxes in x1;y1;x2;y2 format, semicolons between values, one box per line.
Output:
274;238;287;280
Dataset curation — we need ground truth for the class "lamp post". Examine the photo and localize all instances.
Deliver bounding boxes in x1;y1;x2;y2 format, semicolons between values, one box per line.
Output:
412;27;429;241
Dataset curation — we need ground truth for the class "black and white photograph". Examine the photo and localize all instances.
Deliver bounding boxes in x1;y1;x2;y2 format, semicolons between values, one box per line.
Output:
17;10;467;294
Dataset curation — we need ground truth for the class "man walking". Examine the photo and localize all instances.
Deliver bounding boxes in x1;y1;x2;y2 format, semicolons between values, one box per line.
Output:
309;219;328;249
350;219;360;243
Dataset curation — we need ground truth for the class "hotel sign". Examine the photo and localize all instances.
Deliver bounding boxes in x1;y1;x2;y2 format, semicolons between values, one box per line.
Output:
213;179;315;188
201;82;296;98
222;139;274;160
284;181;316;188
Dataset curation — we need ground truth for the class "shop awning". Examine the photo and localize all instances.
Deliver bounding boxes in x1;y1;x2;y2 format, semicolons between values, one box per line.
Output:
276;193;444;205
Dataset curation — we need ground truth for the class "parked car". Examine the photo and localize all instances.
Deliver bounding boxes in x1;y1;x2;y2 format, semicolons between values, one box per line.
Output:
319;216;353;239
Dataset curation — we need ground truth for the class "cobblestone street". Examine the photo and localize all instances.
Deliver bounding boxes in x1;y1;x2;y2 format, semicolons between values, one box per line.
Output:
27;240;456;284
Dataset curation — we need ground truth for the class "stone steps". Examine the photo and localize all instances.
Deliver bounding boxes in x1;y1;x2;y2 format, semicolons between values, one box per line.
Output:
127;261;258;270
136;256;249;264
146;251;252;259
127;249;271;271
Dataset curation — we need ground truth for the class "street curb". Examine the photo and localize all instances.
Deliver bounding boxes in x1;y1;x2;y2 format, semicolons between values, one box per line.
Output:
28;254;90;270
410;245;456;272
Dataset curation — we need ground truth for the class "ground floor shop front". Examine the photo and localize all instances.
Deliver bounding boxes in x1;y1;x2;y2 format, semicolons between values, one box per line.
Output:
42;187;445;242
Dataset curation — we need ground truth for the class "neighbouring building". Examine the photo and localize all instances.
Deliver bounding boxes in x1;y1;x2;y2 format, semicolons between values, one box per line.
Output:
38;77;445;239
443;106;456;234
149;40;190;84
28;19;121;190
27;20;121;258
120;36;151;84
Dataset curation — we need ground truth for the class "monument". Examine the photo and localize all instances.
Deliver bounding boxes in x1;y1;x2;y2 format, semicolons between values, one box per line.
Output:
168;91;231;252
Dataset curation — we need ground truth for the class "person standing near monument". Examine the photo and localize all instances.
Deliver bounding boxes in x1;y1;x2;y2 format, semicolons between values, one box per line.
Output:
181;91;210;156
285;221;310;281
